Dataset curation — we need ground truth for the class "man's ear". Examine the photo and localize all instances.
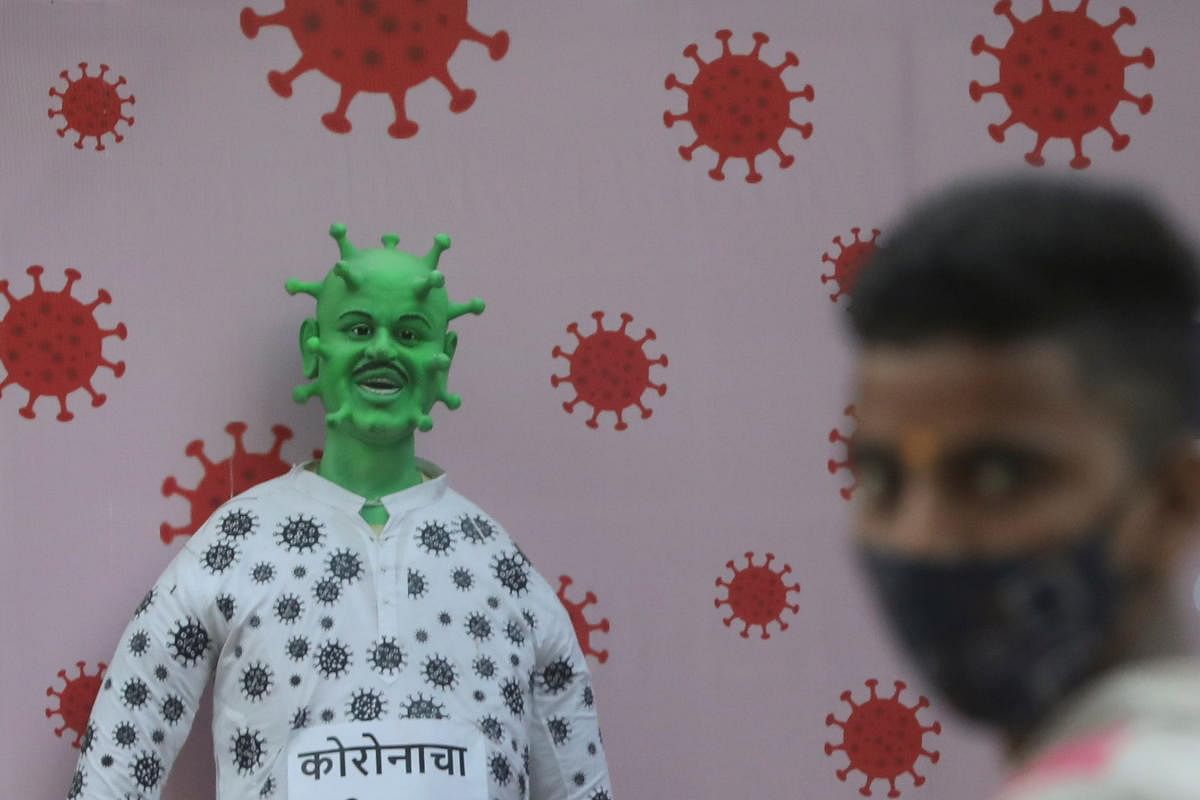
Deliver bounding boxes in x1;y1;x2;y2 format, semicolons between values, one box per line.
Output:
443;330;459;364
299;318;320;379
1144;440;1200;571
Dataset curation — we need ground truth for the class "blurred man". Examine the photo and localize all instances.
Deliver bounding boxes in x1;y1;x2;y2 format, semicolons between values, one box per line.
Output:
844;176;1200;799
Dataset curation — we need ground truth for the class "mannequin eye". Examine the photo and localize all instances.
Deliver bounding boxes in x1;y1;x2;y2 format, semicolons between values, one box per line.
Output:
348;323;372;338
397;328;418;344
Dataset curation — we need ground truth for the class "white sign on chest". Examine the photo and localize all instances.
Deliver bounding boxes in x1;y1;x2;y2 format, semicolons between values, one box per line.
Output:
286;720;488;800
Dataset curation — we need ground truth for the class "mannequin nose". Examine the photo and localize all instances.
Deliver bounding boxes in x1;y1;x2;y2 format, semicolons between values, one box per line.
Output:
364;330;398;359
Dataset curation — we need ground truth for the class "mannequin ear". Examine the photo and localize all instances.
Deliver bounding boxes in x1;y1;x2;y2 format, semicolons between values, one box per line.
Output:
299;318;320;379
443;330;459;364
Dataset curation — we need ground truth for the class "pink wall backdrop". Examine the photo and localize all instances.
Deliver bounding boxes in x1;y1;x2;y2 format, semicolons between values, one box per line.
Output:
4;1;1200;798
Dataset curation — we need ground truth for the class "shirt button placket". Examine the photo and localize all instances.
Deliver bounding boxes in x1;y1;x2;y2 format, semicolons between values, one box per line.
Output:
377;532;398;640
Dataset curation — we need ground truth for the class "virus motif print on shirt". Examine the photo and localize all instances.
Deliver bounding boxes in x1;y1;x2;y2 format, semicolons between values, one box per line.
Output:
69;460;612;800
239;0;510;139
969;0;1155;169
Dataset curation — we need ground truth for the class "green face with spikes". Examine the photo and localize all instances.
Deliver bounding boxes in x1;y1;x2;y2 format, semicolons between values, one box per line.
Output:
287;224;485;443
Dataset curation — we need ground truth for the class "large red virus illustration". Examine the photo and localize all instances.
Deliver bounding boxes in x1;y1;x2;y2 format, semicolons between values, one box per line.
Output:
664;29;814;183
969;0;1155;169
828;404;859;501
160;422;302;543
557;575;610;664
48;62;135;151
825;679;942;798
240;0;509;138
551;311;668;431
822;228;880;304
0;266;127;421
714;551;800;640
45;661;107;748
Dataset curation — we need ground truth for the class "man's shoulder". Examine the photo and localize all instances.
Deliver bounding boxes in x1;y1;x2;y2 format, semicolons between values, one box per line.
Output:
998;720;1200;800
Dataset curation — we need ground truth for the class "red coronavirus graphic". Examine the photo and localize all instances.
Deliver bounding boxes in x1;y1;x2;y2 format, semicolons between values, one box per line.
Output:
825;679;942;798
160;422;300;543
828;404;858;501
0;266;127;421
664;29;814;183
969;0;1155;169
557;575;610;664
714;552;800;640
822;228;880;304
48;62;135;151
551;311;668;431
240;0;509;138
45;661;107;748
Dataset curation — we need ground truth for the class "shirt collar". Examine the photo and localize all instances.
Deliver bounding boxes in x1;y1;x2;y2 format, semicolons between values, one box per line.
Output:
287;458;448;518
1012;655;1200;770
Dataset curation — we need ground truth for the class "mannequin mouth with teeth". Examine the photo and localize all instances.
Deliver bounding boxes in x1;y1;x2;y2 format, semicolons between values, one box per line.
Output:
352;361;409;401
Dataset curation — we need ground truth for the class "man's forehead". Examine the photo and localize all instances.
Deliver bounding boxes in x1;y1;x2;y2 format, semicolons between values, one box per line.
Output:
852;337;1101;439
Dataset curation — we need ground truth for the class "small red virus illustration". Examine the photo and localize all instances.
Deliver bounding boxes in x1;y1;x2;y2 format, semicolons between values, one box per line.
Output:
714;551;800;640
0;266;127;421
551;311;668;431
45;661;107;748
240;0;509;138
825;679;942;798
160;422;300;543
557;575;610;664
970;0;1155;169
664;29;814;183
48;62;135;151
822;228;880;304
828;404;858;501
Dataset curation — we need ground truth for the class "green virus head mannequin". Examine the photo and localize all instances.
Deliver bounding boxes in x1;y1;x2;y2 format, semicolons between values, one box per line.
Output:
286;223;485;503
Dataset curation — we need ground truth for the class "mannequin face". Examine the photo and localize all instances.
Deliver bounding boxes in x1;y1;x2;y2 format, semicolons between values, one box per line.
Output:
302;262;458;442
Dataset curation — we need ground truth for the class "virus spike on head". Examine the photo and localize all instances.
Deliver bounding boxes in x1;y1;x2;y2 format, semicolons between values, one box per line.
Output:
424;234;451;268
449;298;486;320
381;233;400;249
413;271;446;300
329;223;357;258
284;279;323;299
332;260;361;291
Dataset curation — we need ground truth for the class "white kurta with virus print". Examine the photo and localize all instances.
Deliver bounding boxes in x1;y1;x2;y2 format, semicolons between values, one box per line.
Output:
67;459;613;800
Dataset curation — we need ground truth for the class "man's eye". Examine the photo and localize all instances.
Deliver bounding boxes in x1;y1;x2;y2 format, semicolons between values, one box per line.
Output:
856;458;898;506
968;458;1023;499
397;329;418;343
349;324;371;337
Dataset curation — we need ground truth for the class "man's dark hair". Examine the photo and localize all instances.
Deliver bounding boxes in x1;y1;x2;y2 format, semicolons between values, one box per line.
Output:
846;174;1200;470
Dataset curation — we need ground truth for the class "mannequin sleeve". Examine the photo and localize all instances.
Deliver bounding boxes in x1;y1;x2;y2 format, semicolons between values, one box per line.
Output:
528;602;613;800
66;542;223;800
